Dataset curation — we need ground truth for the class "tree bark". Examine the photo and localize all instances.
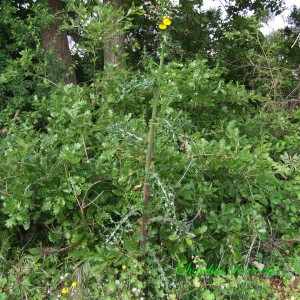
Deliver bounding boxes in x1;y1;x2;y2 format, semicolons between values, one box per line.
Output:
41;0;77;85
103;0;125;68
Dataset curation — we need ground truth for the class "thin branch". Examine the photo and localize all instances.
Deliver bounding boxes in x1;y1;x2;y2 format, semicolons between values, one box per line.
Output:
82;180;102;206
291;32;300;48
244;235;258;273
82;190;104;209
274;238;300;243
0;190;11;196
13;110;20;121
39;239;83;255
187;204;202;224
37;75;59;87
177;158;194;185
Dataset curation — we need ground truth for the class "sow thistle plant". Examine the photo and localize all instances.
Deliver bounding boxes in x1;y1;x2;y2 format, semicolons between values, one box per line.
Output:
141;12;172;248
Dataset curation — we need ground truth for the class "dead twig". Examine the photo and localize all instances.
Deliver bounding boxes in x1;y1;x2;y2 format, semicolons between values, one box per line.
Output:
39;239;82;255
274;238;300;243
0;109;21;135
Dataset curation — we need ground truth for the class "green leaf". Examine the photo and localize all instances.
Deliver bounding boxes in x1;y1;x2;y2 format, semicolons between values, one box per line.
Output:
5;218;16;228
196;225;208;234
202;290;215;300
193;276;201;288
168;235;179;241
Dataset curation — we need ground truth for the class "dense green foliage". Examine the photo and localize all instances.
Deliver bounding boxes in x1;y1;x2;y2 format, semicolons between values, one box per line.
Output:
0;0;300;299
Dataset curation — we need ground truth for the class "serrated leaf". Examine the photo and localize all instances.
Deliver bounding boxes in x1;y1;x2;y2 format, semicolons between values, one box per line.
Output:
202;290;215;300
5;217;16;228
42;198;52;211
197;225;208;234
168;235;179;241
185;238;193;245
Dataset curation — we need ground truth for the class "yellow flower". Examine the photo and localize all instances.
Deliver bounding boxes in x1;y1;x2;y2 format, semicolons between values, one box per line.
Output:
61;287;69;294
159;23;167;30
163;17;172;26
122;265;127;270
71;282;77;288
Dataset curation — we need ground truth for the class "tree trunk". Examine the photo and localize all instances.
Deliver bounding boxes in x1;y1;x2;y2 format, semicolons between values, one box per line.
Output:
103;0;125;68
41;0;77;85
